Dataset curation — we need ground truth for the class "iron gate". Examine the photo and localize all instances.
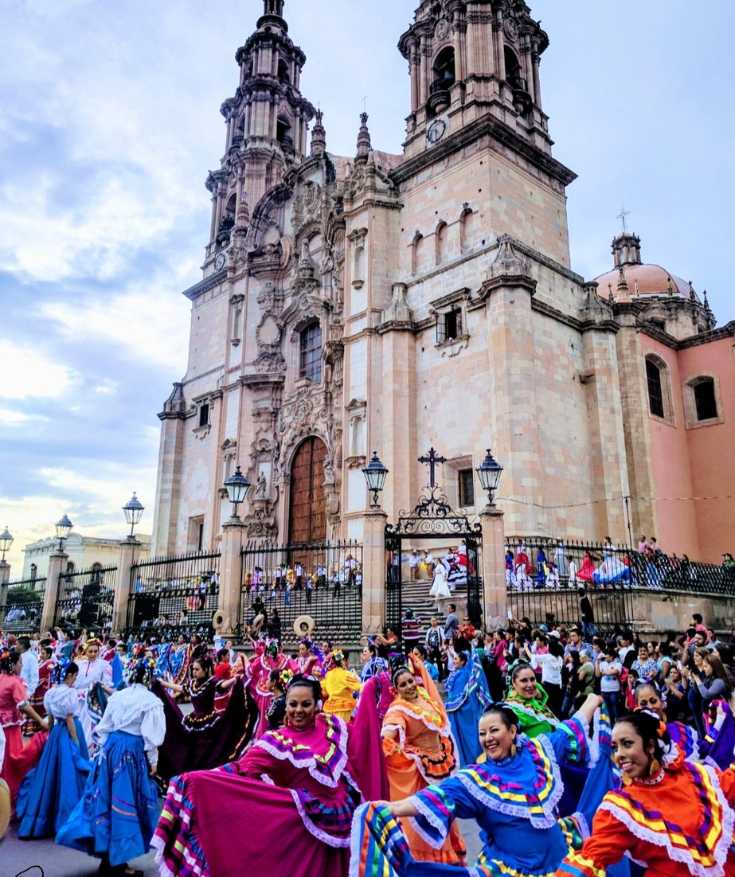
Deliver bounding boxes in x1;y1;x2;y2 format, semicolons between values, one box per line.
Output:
385;448;483;644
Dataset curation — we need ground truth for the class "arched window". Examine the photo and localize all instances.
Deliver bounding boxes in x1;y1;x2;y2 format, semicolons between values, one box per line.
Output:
433;47;456;88
504;46;523;88
277;117;293;151
645;355;671;420
278;58;290;84
685;376;720;426
299;321;322;383
411;231;423;274
458;205;475;253
435;221;448;266
65;561;75;574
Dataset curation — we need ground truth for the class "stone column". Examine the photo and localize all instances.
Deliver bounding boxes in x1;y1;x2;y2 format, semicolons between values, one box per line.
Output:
111;538;140;636
41;551;67;633
218;518;246;640
0;560;10;613
480;504;506;626
361;509;388;635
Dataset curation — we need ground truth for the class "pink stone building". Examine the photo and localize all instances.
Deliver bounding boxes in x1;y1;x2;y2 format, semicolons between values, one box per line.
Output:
151;0;734;563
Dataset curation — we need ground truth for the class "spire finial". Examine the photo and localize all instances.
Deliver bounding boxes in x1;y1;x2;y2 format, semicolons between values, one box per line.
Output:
356;111;371;162
616;266;629;293
311;108;327;157
617;204;631;234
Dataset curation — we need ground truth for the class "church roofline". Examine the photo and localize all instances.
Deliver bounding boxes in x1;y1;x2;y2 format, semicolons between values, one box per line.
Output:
390;112;577;188
182;268;227;302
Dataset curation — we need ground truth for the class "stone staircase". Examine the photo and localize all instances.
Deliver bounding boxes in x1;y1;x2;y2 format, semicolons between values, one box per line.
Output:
398;577;469;632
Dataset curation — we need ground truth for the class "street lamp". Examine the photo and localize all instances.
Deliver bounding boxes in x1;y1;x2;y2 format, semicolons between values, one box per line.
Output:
362;451;389;509
476;448;504;507
123;492;145;540
55;514;73;552
0;526;12;563
224;465;251;519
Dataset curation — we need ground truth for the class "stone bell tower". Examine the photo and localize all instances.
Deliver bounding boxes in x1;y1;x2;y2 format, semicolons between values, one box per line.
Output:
399;0;553;160
204;0;315;266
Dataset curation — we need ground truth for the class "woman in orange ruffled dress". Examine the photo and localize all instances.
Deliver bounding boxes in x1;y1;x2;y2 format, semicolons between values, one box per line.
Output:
557;709;735;877
381;660;466;866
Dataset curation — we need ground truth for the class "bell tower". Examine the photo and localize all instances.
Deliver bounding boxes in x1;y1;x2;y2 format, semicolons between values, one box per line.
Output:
204;0;315;265
399;0;553;159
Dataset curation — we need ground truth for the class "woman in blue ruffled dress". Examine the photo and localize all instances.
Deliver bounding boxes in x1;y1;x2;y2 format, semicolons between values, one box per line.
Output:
56;655;165;876
352;694;601;877
444;650;492;767
16;661;91;838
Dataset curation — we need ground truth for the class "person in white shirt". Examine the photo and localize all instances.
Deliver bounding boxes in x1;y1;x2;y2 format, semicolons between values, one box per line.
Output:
596;644;622;721
72;638;113;748
408;550;420;581
524;636;564;716
18;637;39;700
57;655;165;873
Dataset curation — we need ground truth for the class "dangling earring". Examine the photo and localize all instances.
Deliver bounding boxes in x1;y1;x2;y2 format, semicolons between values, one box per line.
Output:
649;757;661;777
510;743;518;758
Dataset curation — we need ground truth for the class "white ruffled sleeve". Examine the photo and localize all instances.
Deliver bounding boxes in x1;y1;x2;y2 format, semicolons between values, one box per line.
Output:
140;699;166;770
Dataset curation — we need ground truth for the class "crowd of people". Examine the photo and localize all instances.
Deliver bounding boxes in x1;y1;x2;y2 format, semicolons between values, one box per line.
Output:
1;605;735;877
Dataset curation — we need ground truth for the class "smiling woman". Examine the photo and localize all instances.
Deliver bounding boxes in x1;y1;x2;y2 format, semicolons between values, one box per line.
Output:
558;710;735;877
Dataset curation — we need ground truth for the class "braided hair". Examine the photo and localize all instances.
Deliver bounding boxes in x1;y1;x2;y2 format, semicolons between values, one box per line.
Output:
285;673;321;703
617;710;671;763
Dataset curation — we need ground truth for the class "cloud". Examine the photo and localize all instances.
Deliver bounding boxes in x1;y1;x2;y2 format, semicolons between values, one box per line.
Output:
0;408;49;428
0;342;78;400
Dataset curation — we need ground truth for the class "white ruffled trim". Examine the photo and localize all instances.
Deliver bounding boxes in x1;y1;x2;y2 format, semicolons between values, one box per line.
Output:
288;788;351;849
600;766;734;877
253;715;349;789
383;701;451;736
570;810;591;841
151;831;208;877
509;701;560;727
587;710;600;768
409;793;450;849
456;740;563;830
662;740;681;768
382;721;455;785
349;803;374;877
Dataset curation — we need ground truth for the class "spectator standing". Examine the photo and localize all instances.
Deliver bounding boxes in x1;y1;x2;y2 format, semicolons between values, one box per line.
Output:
402;610;421;652
631;646;658;683
578;588;596;639
18;637;39;699
443;603;459;644
596;644;622;722
424;618;446;681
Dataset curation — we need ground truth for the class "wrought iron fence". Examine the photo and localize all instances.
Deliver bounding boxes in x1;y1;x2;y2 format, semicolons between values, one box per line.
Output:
0;577;46;632
505;537;734;595
240;540;363;650
126;551;220;642
55;565;116;632
508;587;635;635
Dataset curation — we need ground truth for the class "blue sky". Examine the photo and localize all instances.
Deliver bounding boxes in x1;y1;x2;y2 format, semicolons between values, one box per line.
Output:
1;0;733;571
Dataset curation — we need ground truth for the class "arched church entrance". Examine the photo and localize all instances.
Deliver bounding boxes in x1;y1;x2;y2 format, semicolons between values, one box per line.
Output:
288;436;327;544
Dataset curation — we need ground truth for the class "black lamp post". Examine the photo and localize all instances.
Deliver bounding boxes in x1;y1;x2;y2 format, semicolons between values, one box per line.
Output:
55;514;73;553
123;492;145;540
476;448;504;507
362;451;389;509
224;466;251;520
0;526;12;563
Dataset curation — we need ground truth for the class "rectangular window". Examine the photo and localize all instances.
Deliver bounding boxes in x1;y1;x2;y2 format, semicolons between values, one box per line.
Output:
199;403;210;428
300;323;322;382
187;516;205;552
694;379;718;421
436;308;463;343
458;469;475;507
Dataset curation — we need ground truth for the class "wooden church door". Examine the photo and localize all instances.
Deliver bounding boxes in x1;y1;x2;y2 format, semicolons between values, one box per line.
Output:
288;436;327;545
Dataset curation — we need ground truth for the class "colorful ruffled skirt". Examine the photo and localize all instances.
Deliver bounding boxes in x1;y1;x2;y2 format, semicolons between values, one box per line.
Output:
17;718;90;838
56;730;160;867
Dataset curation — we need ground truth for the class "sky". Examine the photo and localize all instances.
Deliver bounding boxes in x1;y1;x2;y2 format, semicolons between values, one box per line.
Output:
1;0;733;572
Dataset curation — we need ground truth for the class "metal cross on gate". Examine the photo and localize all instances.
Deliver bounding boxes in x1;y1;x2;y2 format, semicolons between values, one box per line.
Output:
418;447;447;488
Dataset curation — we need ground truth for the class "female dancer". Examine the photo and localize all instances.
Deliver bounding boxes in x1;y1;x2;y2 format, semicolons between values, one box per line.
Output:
507;660;559;737
24;642;55;733
445;650;492;767
557;710;735;877
17;661;91;838
154;654;253;779
247;639;292;737
353;694;601;876
154;674;383;877
382;663;466;865
0;648;47;806
323;649;361;722
73;637;113;748
634;682;700;761
57;655;164;877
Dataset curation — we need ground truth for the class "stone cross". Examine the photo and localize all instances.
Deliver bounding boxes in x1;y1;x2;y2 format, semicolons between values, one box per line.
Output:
419;447;447;488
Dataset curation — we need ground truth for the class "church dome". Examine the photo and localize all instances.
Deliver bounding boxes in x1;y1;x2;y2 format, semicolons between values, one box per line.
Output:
593;232;696;303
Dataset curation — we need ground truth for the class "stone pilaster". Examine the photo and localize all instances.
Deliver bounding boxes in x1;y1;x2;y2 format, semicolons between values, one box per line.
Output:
361;509;388;635
480;505;506;625
111;538;141;636
152;384;186;556
41;551;67;633
217;518;246;640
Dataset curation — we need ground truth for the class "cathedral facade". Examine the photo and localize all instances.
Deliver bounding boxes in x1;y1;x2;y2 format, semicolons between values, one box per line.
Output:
151;0;734;563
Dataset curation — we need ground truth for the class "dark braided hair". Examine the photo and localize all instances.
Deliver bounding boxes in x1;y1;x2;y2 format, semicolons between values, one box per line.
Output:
286;673;321;702
616;710;670;762
0;648;20;674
